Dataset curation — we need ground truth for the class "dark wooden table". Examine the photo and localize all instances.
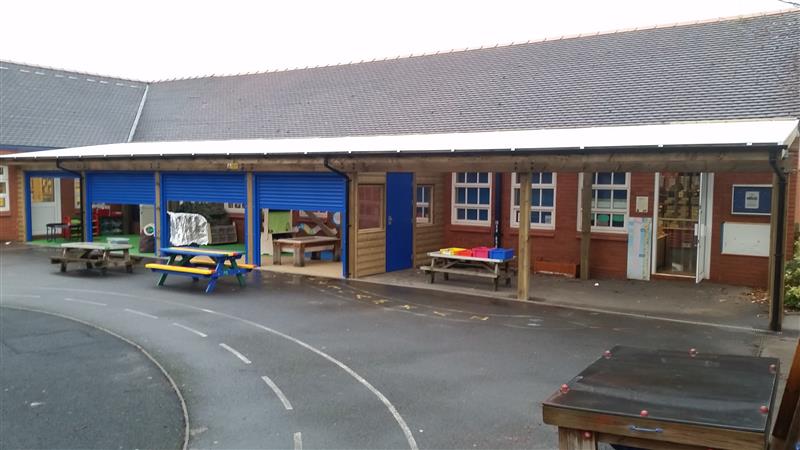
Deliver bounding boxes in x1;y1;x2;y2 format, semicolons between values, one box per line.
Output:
273;236;340;267
51;242;133;274
421;251;514;291
542;346;779;450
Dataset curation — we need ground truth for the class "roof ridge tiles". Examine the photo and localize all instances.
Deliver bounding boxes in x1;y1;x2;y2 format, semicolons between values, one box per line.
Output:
0;58;146;84
148;8;798;83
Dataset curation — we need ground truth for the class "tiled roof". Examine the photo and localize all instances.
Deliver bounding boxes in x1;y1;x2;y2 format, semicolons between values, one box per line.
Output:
133;10;800;142
0;61;146;148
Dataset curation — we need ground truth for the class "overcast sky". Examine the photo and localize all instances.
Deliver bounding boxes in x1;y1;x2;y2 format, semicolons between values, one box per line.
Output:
0;0;793;81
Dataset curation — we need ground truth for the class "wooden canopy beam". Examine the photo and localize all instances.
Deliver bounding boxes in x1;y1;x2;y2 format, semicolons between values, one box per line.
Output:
4;146;783;174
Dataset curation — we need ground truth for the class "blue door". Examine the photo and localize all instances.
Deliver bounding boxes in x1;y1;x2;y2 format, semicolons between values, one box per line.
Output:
386;172;413;272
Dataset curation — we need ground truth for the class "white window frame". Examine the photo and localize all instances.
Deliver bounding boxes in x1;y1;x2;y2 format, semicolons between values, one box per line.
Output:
451;172;492;226
577;172;630;233
416;184;433;224
0;165;9;213
510;172;556;230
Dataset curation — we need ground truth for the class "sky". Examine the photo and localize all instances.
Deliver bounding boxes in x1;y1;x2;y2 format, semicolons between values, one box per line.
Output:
0;0;793;81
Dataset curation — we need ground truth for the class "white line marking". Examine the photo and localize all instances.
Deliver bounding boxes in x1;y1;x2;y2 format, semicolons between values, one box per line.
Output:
28;286;420;450
293;432;302;450
19;69;30;73
86;78;96;82
5;294;41;299
172;322;207;338
124;308;158;319
64;297;107;306
68;76;77;79
0;66;8;70
99;80;108;84
219;343;251;364
261;375;293;410
54;73;64;77
34;71;45;75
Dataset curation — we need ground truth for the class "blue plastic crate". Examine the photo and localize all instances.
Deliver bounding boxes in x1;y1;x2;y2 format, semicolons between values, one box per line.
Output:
488;248;514;260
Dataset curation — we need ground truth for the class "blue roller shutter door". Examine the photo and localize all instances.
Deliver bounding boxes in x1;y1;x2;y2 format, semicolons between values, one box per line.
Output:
254;173;347;275
85;172;156;242
160;172;248;251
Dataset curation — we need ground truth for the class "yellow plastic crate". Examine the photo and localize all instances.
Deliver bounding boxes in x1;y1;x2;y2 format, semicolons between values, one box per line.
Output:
439;247;467;255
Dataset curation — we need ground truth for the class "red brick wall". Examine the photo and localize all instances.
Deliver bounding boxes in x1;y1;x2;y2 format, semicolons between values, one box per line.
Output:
441;164;797;288
0;151;20;241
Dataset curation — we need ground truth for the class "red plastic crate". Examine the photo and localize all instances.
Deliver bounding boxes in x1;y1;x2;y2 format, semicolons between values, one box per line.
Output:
455;249;474;257
472;247;491;258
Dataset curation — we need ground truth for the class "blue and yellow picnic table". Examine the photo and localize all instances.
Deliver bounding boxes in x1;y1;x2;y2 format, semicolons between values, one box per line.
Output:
145;247;256;293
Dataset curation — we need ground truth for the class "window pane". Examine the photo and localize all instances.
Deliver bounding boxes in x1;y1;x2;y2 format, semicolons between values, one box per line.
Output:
513;188;520;206
541;188;554;207
467;188;478;204
358;185;383;230
612;214;625;228
541;211;553;224
478;172;489;184
457;173;465;183
613;172;626;185
612;190;627;210
596;172;612;185
531;172;540;184
417;187;423;201
478;209;488;221
541;172;553;184
466;209;478;220
467;172;478;183
457;208;466;220
596;189;612;209
596;213;610;227
0;184;5;194
479;188;490;205
531;189;541;207
531;211;540;224
456;187;466;204
0;166;5;176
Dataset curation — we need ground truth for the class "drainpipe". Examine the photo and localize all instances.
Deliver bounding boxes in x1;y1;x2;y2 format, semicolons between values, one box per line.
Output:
56;159;83;236
769;148;788;332
323;157;350;278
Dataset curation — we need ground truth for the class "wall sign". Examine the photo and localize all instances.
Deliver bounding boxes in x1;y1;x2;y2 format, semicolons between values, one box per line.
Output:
731;185;771;216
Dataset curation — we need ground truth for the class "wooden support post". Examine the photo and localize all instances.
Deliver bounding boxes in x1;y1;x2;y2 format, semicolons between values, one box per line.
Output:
517;171;531;300
348;172;358;278
558;428;597;450
245;172;254;265
769;171;788;331
580;172;593;280
154;171;162;256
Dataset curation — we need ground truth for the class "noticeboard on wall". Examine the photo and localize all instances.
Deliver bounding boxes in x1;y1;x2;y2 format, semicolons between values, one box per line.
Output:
731;185;771;216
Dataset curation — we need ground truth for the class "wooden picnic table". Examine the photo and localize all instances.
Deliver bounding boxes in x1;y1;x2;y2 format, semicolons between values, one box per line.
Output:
273;236;341;267
420;251;514;291
542;345;779;449
51;242;133;274
145;247;255;294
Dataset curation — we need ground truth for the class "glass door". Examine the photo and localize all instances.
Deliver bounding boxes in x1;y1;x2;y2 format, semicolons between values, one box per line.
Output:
654;173;701;276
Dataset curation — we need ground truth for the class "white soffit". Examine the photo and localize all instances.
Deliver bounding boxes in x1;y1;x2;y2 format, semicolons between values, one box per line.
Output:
3;119;798;160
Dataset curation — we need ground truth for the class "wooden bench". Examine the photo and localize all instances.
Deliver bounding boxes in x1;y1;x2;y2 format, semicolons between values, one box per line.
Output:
421;251;514;291
191;260;256;270
51;242;133;274
273;236;341;267
144;263;215;276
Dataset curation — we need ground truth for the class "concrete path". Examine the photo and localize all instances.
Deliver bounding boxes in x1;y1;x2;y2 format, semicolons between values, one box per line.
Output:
0;307;184;450
1;246;795;449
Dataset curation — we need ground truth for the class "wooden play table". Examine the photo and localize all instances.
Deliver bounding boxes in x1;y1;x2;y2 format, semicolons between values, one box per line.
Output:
51;242;133;274
542;345;779;449
421;251;514;291
272;236;341;267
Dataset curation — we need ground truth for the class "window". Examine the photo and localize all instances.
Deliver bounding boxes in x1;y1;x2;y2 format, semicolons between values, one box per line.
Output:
580;172;629;232
416;185;433;224
0;166;9;212
452;172;491;225
30;177;54;203
358;184;383;230
511;172;556;229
